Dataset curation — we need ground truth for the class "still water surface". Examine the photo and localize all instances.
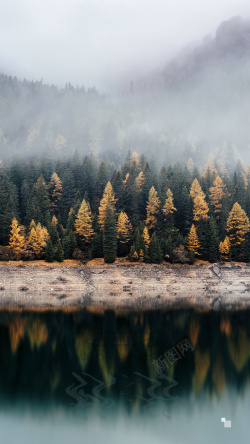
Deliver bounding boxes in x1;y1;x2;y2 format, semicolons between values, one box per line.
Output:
1;307;249;443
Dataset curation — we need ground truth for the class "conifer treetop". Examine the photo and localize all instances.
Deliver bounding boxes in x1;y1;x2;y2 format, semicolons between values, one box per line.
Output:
226;202;250;245
75;198;94;243
162;188;177;218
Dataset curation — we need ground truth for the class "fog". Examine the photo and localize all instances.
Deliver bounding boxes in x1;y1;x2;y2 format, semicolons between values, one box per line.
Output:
0;0;250;90
1;9;250;167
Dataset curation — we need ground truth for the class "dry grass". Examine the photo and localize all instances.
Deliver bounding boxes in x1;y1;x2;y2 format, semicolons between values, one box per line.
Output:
0;259;82;267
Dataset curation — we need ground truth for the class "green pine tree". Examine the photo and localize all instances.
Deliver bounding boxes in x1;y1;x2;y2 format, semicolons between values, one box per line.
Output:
45;238;54;262
103;204;117;263
54;241;64;262
149;232;162;263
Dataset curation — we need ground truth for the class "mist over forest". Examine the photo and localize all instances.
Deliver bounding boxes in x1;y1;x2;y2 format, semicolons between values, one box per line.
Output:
0;16;250;169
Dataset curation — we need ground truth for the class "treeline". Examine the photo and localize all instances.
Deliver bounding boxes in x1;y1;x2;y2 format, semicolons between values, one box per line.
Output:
1;151;250;263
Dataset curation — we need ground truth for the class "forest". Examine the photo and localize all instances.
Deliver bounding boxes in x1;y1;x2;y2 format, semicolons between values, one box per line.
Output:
1;149;250;264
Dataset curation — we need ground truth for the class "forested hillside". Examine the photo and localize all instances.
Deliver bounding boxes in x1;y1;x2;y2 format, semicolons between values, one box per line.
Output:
1;17;250;166
1;150;250;263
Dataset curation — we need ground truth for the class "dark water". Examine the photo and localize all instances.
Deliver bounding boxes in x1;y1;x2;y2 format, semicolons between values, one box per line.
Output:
1;307;250;443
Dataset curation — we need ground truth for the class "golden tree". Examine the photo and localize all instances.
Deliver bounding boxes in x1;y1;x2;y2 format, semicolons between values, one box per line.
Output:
98;181;117;230
143;226;150;249
162;188;177;218
130;151;140;170
145;186;160;230
51;215;58;226
187;224;200;255
9;218;25;255
29;219;36;231
28;228;39;255
75;199;94;243
123;173;130;189
190;179;209;222
116;211;132;243
226;202;250;246
219;236;230;260
28;223;49;255
49;172;62;213
209;176;226;217
190;178;205;199
134;172;145;192
193;195;209;221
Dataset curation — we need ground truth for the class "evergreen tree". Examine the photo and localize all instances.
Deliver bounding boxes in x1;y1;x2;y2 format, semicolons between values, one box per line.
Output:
62;230;77;259
54;241;64;262
45;238;54;262
148;232;162;263
91;231;103;258
206;216;220;262
111;170;124;212
94;161;109;200
25;175;50;226
103;204;117;263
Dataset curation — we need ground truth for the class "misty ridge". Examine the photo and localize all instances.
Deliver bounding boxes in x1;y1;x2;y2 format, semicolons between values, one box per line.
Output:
0;15;250;168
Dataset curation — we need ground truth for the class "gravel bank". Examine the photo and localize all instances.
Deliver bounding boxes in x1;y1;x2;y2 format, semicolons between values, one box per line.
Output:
0;262;250;311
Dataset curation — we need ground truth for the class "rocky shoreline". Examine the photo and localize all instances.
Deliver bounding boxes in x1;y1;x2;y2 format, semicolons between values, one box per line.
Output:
0;261;250;311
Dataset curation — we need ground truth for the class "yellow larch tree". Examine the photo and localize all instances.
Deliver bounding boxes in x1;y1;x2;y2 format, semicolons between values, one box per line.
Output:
75;199;94;243
193;195;209;222
28;222;49;255
9;218;25;255
29;219;36;231
116;211;132;244
145;186;160;230
51;215;58;226
190;179;209;222
190;178;205;200
209;176;226;217
143;226;150;250
27;227;39;255
123;173;130;189
98;181;117;230
162;188;177;219
219;236;230;260
134;171;145;192
49;172;62;213
130;151;140;170
187;224;200;255
226;202;250;246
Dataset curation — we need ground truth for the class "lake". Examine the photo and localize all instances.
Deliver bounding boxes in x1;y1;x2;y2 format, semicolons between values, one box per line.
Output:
1;307;249;443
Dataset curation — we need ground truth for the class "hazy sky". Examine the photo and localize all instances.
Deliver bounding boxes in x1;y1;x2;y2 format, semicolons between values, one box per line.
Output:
0;0;249;91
